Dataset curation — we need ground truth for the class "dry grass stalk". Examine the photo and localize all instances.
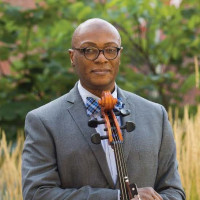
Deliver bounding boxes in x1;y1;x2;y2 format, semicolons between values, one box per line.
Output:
0;131;23;200
169;105;200;199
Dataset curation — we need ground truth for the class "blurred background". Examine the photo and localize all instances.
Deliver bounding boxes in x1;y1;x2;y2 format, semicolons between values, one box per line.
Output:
0;0;199;199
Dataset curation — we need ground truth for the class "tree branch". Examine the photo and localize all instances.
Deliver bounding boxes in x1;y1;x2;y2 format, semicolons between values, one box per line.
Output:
113;22;156;74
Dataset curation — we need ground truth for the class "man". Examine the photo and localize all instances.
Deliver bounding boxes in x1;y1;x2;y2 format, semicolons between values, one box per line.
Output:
22;18;185;200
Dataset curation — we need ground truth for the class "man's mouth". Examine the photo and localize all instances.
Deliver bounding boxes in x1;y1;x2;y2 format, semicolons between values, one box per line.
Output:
91;69;110;75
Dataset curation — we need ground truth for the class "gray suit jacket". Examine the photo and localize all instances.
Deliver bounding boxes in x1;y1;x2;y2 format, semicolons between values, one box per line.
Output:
22;83;185;200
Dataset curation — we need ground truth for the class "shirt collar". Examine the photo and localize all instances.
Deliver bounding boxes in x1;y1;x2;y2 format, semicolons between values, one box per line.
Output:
78;80;117;105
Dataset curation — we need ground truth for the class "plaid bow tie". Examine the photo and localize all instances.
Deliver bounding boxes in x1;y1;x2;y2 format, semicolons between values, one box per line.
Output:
86;96;124;116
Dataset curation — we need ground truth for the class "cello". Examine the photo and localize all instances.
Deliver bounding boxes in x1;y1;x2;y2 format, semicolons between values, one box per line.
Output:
88;91;141;200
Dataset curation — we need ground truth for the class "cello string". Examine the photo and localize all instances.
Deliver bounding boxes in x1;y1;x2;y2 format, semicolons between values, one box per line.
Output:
112;129;127;199
107;111;126;199
113;143;126;199
117;131;128;177
111;109;132;199
111;110;128;177
106;110;126;199
110;111;128;200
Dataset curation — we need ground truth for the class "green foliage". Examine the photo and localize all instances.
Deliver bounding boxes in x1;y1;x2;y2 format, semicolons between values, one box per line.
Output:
0;0;199;139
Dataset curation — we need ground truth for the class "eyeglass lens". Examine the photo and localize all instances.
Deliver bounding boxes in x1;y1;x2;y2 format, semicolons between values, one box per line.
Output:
84;47;119;60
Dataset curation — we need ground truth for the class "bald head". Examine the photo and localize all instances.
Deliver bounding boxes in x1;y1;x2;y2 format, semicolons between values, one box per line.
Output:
71;18;121;48
68;18;122;96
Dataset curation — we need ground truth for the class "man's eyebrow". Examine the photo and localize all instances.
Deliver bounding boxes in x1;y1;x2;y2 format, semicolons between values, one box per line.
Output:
80;41;119;47
80;42;96;47
104;42;119;46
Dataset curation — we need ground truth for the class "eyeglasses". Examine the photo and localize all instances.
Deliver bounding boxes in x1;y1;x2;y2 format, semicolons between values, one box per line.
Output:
72;46;122;61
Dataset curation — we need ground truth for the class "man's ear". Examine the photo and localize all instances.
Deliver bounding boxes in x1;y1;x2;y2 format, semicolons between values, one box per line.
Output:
68;49;75;66
119;47;123;65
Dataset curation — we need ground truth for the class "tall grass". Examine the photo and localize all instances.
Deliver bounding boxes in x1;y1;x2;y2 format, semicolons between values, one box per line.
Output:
0;106;200;200
169;105;200;199
0;131;23;200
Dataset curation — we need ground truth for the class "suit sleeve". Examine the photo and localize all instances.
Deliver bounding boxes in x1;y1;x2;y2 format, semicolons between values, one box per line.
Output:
22;112;118;200
155;106;186;200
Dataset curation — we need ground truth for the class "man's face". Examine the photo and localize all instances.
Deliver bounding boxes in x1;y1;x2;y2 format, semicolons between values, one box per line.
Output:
69;23;122;95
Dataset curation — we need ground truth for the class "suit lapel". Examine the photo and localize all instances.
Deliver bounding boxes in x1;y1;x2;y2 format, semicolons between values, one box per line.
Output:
65;84;115;188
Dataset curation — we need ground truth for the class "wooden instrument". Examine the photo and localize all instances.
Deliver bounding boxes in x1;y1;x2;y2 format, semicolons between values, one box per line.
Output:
88;91;140;200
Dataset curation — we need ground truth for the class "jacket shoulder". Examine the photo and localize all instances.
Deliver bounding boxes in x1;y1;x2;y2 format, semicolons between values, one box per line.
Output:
120;89;165;115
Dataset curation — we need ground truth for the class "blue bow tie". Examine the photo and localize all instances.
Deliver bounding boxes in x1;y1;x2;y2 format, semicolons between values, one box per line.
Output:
86;96;124;116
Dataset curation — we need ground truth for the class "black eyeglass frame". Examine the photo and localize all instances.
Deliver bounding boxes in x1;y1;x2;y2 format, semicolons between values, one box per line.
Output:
71;46;123;61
